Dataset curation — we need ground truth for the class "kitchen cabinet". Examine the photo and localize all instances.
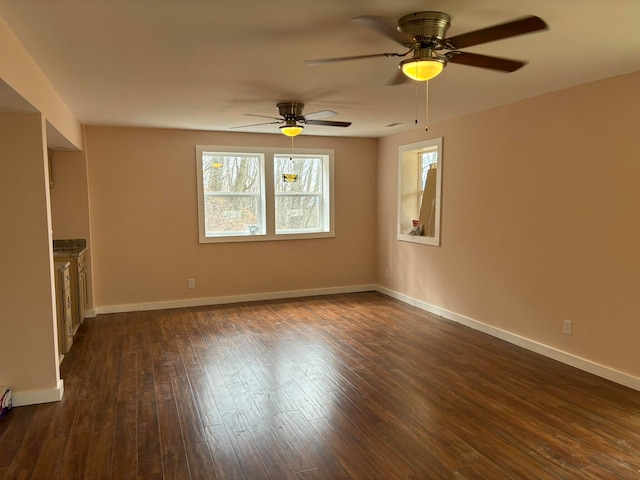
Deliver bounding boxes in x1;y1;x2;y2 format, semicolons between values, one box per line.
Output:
53;239;90;336
54;261;73;357
55;248;88;333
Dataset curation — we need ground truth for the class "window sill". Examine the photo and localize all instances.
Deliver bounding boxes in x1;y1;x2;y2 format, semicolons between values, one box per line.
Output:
397;233;440;246
199;231;335;244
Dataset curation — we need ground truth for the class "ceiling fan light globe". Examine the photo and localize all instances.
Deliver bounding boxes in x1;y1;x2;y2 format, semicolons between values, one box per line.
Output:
280;124;304;137
401;58;445;81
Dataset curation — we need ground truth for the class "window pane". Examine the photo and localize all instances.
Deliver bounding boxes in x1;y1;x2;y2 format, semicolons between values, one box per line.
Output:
274;155;326;234
418;150;438;213
420;151;438;191
204;195;261;235
202;154;261;193
276;195;321;232
201;153;263;236
274;156;322;193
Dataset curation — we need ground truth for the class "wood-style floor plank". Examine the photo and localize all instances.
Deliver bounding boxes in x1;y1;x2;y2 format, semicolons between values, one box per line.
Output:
0;406;36;468
204;423;245;480
1;292;640;479
111;400;137;480
183;441;216;480
29;436;66;480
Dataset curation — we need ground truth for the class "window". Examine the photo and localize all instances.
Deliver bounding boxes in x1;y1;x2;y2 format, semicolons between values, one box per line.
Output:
274;155;329;234
199;152;266;236
196;146;334;243
398;137;443;246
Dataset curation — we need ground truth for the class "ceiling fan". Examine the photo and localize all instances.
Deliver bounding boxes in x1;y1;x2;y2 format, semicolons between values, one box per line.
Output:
232;102;352;136
305;11;548;84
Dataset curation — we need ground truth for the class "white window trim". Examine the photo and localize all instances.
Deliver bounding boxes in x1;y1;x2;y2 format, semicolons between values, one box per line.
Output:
397;137;443;246
196;145;335;243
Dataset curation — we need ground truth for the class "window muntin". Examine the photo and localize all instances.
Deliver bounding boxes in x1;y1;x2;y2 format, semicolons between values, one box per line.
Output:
196;146;334;243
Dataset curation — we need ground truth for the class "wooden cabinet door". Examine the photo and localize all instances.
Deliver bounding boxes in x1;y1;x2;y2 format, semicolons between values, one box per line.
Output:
62;286;73;352
79;267;88;322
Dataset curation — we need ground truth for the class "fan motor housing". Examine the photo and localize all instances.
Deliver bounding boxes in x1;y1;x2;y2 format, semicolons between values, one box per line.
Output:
277;102;304;120
398;11;451;43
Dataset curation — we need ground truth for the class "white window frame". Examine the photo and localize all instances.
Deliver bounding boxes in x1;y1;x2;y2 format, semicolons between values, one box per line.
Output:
198;151;266;238
273;154;331;236
196;145;335;243
397;137;443;246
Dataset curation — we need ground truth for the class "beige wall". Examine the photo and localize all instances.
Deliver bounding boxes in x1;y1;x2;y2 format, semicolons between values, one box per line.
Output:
0;112;62;400
49;146;94;312
377;71;640;379
0;16;81;149
85;127;377;308
50;149;91;239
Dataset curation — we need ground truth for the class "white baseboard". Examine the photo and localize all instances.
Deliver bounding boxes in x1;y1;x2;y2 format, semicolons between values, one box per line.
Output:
95;284;377;315
12;379;64;407
376;286;640;392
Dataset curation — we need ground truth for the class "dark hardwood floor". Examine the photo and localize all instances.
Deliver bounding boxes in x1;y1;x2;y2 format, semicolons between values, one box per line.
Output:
1;292;639;479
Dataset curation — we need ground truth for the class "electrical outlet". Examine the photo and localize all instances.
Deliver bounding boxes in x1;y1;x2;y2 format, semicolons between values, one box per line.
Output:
384;269;390;279
188;278;195;289
563;319;572;335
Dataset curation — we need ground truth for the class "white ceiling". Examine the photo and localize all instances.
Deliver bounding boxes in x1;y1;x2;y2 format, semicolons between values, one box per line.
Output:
1;0;639;140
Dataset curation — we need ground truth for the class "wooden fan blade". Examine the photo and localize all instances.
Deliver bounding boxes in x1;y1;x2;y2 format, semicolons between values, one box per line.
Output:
304;52;405;66
244;113;281;120
305;119;352;127
446;51;526;72
445;15;548;49
351;15;416;47
304;110;337;120
230;121;280;129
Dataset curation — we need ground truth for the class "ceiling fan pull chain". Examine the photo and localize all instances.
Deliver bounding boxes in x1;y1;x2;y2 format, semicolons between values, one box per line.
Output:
290;134;295;160
414;80;419;125
425;80;429;132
